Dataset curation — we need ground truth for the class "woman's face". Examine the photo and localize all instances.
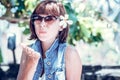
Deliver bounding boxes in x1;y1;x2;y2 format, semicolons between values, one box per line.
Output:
33;14;62;42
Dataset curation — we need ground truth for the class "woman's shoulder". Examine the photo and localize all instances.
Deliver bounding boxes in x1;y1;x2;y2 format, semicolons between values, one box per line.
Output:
65;45;82;75
65;45;78;54
65;45;81;60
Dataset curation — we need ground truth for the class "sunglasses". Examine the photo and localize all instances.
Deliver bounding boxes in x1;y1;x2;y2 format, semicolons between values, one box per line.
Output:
31;14;58;24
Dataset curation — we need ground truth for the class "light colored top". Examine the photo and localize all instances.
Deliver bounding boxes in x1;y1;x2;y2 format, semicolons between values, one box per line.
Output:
39;73;45;80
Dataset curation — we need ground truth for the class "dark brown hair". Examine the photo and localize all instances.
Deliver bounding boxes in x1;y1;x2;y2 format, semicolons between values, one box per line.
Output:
29;0;69;43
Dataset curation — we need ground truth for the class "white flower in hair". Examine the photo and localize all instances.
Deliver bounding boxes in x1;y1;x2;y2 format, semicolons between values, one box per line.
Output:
59;14;73;28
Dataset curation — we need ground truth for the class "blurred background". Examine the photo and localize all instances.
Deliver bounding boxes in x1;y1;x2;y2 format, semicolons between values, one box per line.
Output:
0;0;120;80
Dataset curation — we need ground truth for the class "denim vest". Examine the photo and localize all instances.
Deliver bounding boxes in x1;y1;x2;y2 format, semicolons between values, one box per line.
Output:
30;39;67;80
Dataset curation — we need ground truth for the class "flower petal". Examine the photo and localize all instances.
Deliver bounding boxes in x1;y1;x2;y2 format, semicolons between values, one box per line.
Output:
65;14;69;19
63;23;67;28
67;20;73;25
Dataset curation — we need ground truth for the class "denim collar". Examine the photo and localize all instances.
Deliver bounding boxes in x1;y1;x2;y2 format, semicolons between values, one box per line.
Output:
45;38;59;58
45;38;59;53
31;38;59;58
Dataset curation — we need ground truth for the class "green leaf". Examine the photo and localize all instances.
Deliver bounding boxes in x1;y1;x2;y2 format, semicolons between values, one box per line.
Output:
0;49;3;63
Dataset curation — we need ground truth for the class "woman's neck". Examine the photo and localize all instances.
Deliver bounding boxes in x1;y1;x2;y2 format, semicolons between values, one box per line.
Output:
41;38;56;54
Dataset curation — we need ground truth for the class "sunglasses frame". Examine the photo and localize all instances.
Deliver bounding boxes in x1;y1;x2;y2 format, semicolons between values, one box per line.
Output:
31;14;59;24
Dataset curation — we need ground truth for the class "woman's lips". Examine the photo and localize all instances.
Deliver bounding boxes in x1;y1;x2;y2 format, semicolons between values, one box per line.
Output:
38;31;47;34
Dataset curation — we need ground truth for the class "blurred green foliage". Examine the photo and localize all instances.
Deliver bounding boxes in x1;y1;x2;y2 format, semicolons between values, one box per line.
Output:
64;1;103;45
0;49;3;63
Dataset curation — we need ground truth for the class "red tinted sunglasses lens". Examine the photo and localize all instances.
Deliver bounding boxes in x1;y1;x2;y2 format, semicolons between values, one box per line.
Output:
44;16;56;22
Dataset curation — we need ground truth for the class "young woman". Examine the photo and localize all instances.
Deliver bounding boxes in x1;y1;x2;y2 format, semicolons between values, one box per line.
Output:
17;0;82;80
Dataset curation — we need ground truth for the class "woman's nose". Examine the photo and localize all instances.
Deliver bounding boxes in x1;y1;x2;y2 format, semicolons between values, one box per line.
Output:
40;20;46;28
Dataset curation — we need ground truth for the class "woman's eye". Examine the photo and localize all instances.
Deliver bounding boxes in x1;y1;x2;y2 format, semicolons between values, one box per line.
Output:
45;17;53;21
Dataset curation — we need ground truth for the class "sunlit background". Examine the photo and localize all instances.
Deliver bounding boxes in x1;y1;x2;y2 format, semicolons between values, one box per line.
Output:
0;0;120;80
